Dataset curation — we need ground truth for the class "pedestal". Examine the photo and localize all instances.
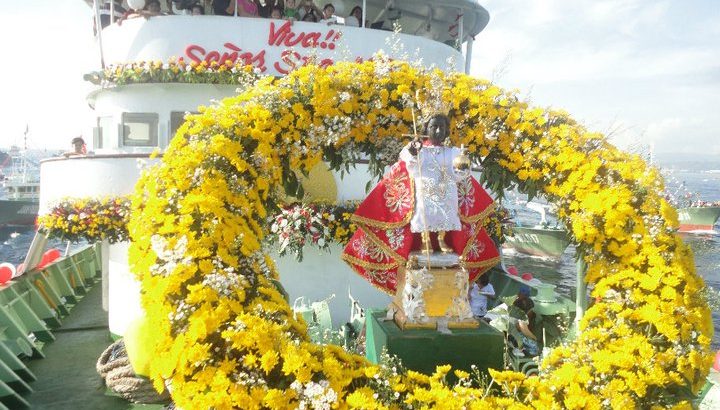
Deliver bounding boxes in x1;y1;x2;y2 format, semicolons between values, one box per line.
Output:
391;251;478;330
366;310;505;375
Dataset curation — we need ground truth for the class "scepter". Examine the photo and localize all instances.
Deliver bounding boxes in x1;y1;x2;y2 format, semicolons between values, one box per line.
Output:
402;101;432;270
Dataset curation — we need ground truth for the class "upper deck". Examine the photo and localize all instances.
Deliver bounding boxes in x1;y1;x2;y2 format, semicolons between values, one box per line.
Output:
93;0;489;75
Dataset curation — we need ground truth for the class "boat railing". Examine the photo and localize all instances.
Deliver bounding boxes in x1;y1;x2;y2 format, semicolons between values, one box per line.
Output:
98;2;475;51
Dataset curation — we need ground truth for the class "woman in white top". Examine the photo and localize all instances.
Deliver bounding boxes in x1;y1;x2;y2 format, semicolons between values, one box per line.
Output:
469;274;495;317
345;6;362;26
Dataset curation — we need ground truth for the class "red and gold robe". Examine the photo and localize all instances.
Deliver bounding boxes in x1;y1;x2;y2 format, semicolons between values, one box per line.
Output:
341;161;501;294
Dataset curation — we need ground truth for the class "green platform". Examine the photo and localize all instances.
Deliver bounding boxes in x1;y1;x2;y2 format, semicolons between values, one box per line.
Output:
365;310;505;375
23;284;163;409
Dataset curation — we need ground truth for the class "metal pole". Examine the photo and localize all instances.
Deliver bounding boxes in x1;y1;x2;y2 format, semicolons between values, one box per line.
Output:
575;250;588;331
464;37;473;74
110;0;115;24
362;0;366;27
92;0;106;69
457;8;463;50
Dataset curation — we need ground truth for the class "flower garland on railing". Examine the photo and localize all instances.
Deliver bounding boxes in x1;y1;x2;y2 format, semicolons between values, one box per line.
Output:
38;196;130;244
100;58;261;86
265;202;510;261
127;59;712;408
265;202;358;261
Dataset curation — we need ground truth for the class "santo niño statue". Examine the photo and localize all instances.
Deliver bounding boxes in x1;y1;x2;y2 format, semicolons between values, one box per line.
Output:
341;111;501;296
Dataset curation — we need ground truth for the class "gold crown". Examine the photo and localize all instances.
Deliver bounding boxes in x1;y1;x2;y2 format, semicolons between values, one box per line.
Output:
415;89;452;122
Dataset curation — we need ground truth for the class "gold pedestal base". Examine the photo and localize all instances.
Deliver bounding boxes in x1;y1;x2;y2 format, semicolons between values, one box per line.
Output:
392;254;477;331
392;305;479;330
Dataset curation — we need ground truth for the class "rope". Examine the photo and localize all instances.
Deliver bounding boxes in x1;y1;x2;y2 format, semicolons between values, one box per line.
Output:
34;280;58;310
96;340;170;404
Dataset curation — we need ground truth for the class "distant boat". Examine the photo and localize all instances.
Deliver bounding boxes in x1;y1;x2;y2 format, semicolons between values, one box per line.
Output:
503;201;571;260
1;140;39;226
677;206;720;233
504;226;571;259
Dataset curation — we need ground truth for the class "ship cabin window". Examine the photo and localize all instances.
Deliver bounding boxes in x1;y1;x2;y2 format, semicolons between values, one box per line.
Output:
96;116;114;149
169;111;199;140
121;113;159;147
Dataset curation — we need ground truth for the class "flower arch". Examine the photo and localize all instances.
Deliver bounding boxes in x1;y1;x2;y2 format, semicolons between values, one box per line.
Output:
128;60;712;408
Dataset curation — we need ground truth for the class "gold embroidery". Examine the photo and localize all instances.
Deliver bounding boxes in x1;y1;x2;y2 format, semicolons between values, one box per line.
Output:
350;173;415;229
360;224;407;266
340;253;398;295
466;256;501;282
461;216;498;261
457;177;476;213
459;202;495;225
384;170;412;213
341;253;398;271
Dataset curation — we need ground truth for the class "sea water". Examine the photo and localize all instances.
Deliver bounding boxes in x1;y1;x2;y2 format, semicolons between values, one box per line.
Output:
1;166;719;348
504;165;720;349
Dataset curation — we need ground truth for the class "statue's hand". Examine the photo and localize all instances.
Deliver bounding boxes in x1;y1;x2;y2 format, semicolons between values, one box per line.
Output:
408;138;422;156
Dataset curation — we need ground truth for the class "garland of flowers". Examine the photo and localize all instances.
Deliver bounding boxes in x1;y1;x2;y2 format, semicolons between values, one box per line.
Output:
127;59;712;408
101;58;261;86
265;202;358;261
265;202;510;261
36;194;506;259
38;197;131;244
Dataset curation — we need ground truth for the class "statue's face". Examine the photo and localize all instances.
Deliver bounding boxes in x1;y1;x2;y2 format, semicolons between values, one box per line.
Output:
426;116;449;145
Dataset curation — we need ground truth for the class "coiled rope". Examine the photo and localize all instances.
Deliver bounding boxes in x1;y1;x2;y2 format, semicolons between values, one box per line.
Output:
96;339;170;404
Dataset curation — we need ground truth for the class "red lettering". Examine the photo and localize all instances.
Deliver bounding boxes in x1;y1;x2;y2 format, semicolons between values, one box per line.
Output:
220;51;238;65
268;20;291;46
268;20;329;49
206;51;220;64
283;32;304;47
301;32;321;48
185;45;206;63
224;43;241;51
186;22;349;74
274;50;301;75
186;43;266;72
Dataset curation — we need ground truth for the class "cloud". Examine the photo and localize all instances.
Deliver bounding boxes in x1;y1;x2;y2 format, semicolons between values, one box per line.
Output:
469;0;720;155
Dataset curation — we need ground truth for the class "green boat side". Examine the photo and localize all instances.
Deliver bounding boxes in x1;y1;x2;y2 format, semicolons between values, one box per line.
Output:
678;206;720;232
504;226;571;259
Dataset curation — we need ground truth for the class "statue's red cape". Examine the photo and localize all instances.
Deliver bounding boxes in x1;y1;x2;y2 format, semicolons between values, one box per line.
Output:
341;161;500;294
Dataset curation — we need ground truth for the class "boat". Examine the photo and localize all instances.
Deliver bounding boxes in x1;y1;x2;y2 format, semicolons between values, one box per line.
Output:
0;139;40;227
37;0;573;388
661;173;720;234
6;1;708;408
503;201;571;260
677;205;720;233
504;226;570;259
41;0;496;338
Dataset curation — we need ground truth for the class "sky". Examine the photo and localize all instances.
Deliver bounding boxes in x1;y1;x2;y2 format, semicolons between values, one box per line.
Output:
0;0;718;156
471;0;720;157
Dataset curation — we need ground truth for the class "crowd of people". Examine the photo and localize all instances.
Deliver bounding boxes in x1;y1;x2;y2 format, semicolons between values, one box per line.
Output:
99;0;368;28
210;0;365;25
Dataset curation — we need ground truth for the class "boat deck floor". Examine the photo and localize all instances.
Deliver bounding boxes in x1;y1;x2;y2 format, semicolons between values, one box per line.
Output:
23;284;164;410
